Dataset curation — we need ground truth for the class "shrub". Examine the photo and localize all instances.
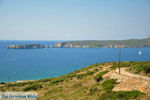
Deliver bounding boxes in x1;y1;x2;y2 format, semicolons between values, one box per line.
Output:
94;74;103;82
86;71;94;75
93;68;99;73
98;90;144;100
39;78;51;82
98;70;109;76
0;88;5;92
76;71;94;79
76;74;86;79
50;77;65;84
23;83;42;91
94;70;109;82
132;65;143;73
101;79;117;92
89;86;99;95
64;72;76;80
143;65;150;74
116;90;144;99
0;82;5;85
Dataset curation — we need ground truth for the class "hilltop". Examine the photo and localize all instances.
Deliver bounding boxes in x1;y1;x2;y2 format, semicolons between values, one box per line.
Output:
0;61;150;100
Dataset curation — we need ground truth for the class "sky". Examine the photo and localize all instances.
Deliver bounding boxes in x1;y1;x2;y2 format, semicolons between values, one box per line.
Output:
0;0;150;40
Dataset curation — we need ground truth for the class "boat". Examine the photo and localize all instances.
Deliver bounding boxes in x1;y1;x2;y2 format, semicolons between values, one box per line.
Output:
139;51;142;55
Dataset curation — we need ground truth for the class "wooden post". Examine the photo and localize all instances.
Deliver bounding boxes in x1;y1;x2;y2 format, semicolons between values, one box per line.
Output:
118;48;121;74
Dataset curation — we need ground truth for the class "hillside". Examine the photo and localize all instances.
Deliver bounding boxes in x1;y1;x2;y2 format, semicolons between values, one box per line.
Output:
0;61;150;100
61;38;149;48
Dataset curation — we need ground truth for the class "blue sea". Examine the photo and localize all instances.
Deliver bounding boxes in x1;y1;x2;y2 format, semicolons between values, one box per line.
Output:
0;40;150;82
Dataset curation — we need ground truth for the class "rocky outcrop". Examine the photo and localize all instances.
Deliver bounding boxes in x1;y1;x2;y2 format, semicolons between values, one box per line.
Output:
55;42;67;48
54;42;89;48
109;44;126;48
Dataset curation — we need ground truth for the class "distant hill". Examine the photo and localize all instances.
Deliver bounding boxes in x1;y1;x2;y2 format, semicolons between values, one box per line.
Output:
5;38;150;49
61;38;149;48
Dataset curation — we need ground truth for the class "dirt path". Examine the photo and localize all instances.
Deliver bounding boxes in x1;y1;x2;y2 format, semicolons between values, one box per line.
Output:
116;68;150;80
109;68;150;94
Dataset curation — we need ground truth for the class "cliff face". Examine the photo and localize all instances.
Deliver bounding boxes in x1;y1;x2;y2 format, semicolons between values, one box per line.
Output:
7;44;44;49
55;42;67;48
109;44;126;48
54;42;90;48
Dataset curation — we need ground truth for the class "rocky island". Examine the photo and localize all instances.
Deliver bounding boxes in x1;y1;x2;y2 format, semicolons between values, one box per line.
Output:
7;44;44;49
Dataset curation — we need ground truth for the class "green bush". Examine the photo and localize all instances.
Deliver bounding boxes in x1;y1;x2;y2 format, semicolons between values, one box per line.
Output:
93;68;99;73
98;90;144;100
94;70;109;82
23;83;42;91
101;79;117;92
7;82;29;87
94;74;103;82
0;82;5;85
76;71;94;79
86;71;94;75
129;62;150;74
76;74;86;79
116;90;144;99
133;65;143;73
98;70;109;76
50;77;65;84
64;72;76;80
143;65;150;74
39;78;52;82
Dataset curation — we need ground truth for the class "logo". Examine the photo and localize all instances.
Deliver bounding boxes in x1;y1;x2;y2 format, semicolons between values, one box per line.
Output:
0;92;37;100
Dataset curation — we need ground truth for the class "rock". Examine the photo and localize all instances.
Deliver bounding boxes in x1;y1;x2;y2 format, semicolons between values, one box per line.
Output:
55;42;66;48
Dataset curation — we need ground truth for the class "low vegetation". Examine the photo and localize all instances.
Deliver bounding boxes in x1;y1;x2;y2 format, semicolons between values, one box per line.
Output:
94;74;103;82
127;61;150;76
94;70;109;82
23;83;42;91
99;79;145;100
101;79;117;92
98;90;144;100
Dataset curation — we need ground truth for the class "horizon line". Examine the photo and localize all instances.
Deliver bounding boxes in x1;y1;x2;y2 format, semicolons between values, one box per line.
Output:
0;38;147;41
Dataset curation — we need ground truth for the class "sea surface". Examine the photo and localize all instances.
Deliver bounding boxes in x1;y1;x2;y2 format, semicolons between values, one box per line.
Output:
0;40;150;82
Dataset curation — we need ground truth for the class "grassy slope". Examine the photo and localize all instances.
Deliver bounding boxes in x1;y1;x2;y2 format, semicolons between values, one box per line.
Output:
0;62;149;100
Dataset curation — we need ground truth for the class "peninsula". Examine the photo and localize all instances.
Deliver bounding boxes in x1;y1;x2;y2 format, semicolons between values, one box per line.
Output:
6;38;150;49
